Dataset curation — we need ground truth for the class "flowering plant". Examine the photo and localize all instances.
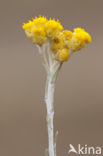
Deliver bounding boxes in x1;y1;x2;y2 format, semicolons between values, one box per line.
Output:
22;15;91;156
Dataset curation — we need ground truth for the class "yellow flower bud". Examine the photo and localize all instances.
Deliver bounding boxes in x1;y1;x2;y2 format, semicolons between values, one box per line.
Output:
69;28;92;51
62;30;73;48
55;48;70;62
45;18;63;37
62;30;73;40
32;26;46;45
22;20;34;39
50;32;64;52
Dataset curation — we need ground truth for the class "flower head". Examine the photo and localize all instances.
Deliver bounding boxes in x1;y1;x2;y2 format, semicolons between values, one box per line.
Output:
22;20;34;39
50;30;73;53
55;48;70;62
32;26;46;45
44;18;63;37
50;32;64;52
62;30;73;41
69;28;92;51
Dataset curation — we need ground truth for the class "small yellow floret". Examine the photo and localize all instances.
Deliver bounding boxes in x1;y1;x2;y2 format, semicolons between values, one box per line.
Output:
69;28;92;51
22;20;33;30
45;18;63;37
55;48;70;62
33;16;47;26
32;26;46;45
74;28;85;33
22;20;34;39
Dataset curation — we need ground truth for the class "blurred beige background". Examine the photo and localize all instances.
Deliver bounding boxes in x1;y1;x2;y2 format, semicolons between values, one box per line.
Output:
0;0;103;156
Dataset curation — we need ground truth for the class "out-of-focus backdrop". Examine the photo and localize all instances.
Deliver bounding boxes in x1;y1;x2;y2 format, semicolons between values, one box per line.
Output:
0;0;103;156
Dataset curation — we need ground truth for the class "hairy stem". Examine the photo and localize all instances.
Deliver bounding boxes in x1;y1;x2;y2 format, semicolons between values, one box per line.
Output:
45;61;62;156
39;43;62;156
45;74;55;156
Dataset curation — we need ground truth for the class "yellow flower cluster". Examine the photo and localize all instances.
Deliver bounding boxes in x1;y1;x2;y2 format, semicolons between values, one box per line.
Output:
22;16;91;62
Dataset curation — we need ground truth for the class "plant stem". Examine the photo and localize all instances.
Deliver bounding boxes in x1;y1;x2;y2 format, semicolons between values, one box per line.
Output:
39;43;62;156
45;74;55;156
45;61;62;156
